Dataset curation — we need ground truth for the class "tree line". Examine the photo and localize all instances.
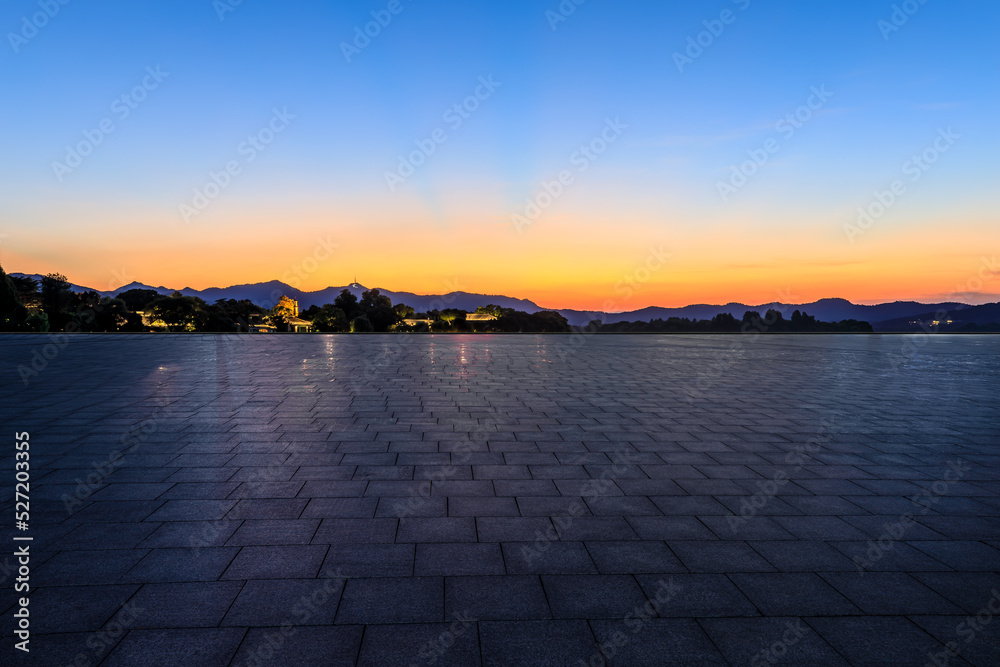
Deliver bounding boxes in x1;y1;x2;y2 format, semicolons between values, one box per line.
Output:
1;265;871;334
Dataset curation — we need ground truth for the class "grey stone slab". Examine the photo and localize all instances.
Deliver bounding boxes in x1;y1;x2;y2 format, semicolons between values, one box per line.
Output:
479;620;600;664
222;578;345;626
502;541;599;575
668;541;776;573
336;576;443;624
125;581;243;628
635;573;759;617
225;519;320;545
627;516;717;541
446;575;551;620
448;496;519;517
221;545;328;579
590;618;729;666
120;547;239;583
749;540;859;571
137;520;241;549
584;541;686;574
103;628;246;666
225;498;309;519
807;616;953;667
541;574;649;619
729;572;860;615
700;617;849;666
35;549;148;585
32;584;140;633
415;543;505;576
312;518;398;544
300;497;378;519
397;517;477;543
358;622;479;666
233;626;363;666
821;571;966;615
321;543;414;577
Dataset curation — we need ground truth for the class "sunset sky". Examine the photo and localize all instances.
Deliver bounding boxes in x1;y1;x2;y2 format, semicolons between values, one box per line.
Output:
2;0;998;310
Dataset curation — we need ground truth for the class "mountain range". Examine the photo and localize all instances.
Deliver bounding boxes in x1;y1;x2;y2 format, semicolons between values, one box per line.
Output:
11;273;998;331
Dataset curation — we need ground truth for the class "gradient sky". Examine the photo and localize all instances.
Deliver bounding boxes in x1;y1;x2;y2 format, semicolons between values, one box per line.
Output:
1;0;998;310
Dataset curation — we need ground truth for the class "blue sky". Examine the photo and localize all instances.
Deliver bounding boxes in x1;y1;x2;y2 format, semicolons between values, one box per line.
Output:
1;0;998;307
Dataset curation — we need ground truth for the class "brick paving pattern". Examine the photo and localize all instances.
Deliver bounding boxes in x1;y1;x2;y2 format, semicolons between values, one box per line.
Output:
1;333;998;666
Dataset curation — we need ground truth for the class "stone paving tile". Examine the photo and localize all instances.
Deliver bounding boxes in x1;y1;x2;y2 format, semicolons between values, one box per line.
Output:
102;627;247;666
584;540;686;574
121;547;240;583
336;577;443;624
700;616;849;666
33;584;140;633
445;575;551;620
221;545;328;579
501;541;599;575
5;334;998;665
137;520;241;549
806;616;960;667
233;626;363;666
820;571;966;615
222;578;345;626
729;572;861;616
590;618;729;666
124;581;243;628
322;543;414;577
358;622;479;666
541;574;651;619
415;543;505;576
479;620;600;664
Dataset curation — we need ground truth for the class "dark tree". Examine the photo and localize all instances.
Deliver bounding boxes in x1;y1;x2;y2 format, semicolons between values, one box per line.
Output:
41;273;73;316
148;294;206;331
350;315;373;333
360;289;399;332
334;289;360;321
0;264;29;331
312;305;348;332
116;288;161;312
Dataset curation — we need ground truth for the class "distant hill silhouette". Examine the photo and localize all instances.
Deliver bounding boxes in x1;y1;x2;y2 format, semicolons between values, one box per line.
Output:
875;302;1000;332
9;273;993;331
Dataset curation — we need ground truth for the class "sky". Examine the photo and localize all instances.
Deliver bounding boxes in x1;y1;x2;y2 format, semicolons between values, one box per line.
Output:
1;0;998;310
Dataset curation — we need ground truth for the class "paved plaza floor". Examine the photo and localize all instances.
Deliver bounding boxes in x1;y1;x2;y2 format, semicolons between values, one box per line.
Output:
1;333;999;666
